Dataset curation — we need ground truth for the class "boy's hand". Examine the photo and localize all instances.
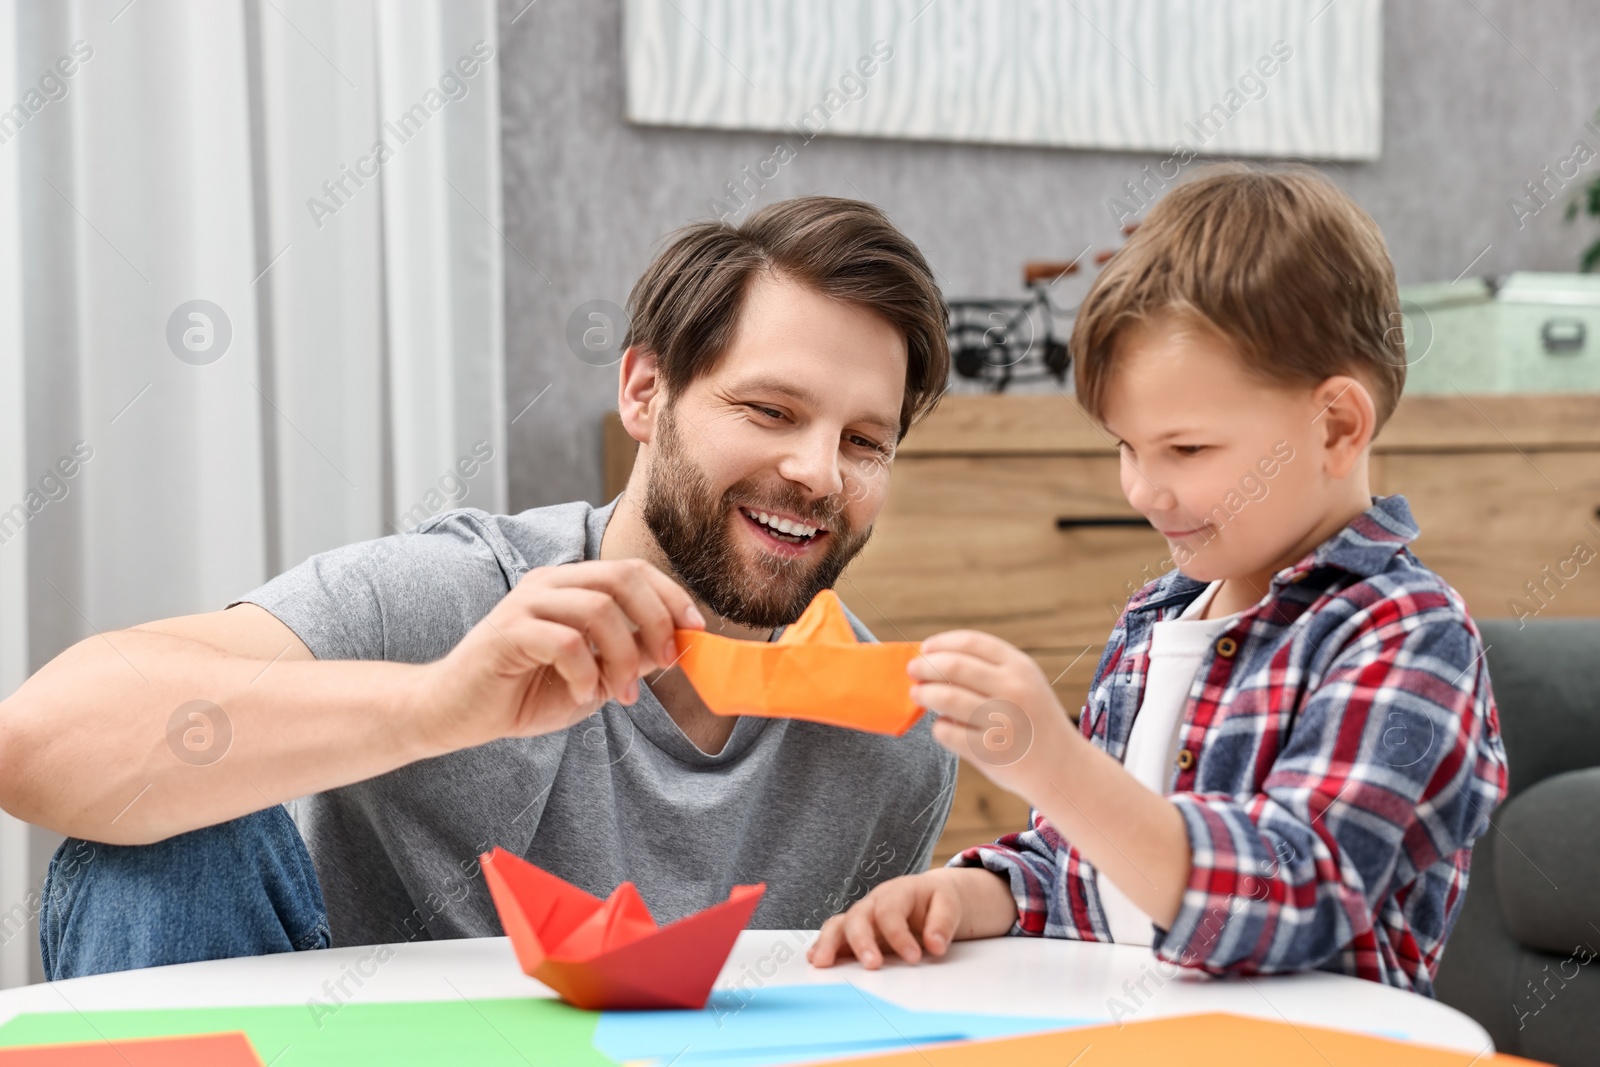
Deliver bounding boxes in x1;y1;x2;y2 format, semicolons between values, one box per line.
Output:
909;629;1078;797
807;867;1018;969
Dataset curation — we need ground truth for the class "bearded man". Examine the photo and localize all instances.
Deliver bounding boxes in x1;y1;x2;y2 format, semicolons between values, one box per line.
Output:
0;197;958;978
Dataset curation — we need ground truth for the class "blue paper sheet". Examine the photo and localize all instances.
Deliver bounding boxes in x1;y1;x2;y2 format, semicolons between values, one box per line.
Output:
592;982;1088;1066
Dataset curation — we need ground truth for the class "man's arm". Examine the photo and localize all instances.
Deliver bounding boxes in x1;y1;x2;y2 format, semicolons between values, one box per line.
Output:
0;604;434;845
0;560;702;845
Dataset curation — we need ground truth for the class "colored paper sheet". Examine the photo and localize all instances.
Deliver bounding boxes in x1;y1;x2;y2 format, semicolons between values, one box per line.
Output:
592;982;1090;1067
675;589;924;735
481;847;765;1010
813;1011;1550;1067
0;1031;261;1066
0;999;610;1067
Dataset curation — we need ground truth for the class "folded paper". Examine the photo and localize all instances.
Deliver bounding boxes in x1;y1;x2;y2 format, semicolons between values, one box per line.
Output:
0;1032;263;1066
815;1012;1549;1066
674;589;924;735
481;848;765;1011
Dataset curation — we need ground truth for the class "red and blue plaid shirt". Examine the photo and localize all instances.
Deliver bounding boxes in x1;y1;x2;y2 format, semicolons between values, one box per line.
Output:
952;495;1508;995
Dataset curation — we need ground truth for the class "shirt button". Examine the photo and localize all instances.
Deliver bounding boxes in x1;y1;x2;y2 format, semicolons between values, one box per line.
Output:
1176;748;1195;770
1216;636;1238;657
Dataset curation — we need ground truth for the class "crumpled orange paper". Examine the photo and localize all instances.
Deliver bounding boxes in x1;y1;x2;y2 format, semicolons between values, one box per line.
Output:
673;589;924;735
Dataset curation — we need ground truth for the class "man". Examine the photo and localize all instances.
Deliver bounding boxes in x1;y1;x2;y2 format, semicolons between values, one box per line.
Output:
0;196;958;978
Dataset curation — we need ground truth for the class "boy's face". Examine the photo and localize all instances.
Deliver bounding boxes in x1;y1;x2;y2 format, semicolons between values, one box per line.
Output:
1100;314;1352;588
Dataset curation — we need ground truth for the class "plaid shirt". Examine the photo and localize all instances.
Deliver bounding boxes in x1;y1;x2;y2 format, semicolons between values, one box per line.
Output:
952;495;1508;996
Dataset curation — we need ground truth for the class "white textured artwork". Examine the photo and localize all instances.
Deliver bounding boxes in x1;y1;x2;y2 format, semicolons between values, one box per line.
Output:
623;0;1382;161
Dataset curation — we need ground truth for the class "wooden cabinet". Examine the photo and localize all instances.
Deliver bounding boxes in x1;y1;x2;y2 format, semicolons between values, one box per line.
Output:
1376;452;1600;621
604;394;1600;864
837;454;1162;649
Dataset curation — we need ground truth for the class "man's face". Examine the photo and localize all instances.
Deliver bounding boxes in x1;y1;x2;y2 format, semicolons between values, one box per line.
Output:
642;272;908;628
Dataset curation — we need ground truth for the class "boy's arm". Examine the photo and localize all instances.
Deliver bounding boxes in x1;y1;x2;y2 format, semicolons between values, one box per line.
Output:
1137;611;1505;984
935;635;1169;941
948;789;1184;942
914;608;1507;985
1020;736;1191;926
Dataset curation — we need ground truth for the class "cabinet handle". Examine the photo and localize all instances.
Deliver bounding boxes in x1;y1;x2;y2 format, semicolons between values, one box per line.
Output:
1541;318;1585;355
1055;516;1151;530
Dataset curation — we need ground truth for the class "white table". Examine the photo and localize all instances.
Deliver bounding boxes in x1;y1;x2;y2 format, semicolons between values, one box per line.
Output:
0;932;1493;1058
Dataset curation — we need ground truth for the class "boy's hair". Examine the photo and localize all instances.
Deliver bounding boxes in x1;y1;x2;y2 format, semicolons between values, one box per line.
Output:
1072;165;1406;427
623;196;950;440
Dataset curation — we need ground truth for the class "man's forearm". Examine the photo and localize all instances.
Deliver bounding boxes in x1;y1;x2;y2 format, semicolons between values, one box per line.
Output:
0;630;439;844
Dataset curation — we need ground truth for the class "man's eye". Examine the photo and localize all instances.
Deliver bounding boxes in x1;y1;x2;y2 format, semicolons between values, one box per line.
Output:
749;404;784;420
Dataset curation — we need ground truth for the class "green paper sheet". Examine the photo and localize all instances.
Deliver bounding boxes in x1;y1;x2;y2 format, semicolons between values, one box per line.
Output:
0;997;612;1067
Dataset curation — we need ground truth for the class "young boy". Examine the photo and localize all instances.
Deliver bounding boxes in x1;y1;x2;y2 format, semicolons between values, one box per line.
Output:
807;166;1508;997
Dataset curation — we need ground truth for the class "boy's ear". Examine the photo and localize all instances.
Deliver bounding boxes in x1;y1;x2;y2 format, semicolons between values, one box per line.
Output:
1313;374;1376;479
617;345;665;446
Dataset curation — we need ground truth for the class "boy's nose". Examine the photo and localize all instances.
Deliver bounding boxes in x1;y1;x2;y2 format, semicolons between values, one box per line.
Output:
1123;465;1174;516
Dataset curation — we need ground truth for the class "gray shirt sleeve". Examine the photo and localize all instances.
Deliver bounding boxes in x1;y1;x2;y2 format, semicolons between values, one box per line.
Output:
231;510;534;665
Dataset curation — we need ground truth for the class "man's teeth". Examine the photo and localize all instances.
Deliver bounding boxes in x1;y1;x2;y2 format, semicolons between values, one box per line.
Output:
744;508;819;539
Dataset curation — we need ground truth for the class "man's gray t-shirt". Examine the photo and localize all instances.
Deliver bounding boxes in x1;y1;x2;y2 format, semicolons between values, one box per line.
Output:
237;499;957;947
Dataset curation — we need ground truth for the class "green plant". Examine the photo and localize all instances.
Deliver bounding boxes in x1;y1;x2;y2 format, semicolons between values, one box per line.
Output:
1566;116;1600;272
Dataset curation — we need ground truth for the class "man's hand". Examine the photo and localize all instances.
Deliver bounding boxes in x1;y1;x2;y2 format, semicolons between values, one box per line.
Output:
415;558;705;752
908;629;1079;799
807;867;1018;969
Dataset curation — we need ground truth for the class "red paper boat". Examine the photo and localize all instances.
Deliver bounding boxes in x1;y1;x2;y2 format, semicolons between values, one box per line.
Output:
480;848;766;1010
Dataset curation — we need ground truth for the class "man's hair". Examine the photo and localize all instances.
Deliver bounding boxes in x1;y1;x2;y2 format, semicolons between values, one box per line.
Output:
1073;164;1406;427
623;196;949;439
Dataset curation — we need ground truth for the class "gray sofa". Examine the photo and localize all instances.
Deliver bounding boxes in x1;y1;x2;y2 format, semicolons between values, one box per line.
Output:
1434;618;1600;1066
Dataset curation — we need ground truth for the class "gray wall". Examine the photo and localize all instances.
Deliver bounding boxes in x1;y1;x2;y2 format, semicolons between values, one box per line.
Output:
499;0;1600;511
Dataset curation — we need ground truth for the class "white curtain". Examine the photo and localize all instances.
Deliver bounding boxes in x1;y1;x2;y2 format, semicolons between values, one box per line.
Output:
0;0;505;987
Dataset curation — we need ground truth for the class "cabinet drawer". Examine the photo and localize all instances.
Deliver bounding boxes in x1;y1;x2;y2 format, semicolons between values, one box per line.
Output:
1033;645;1105;717
838;455;1167;649
1379;452;1600;620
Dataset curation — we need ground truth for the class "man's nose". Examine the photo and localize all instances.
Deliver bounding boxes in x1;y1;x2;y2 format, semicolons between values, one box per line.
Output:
776;428;845;499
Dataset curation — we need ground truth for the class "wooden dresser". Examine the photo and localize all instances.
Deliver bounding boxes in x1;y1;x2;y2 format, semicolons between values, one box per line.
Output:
604;394;1600;863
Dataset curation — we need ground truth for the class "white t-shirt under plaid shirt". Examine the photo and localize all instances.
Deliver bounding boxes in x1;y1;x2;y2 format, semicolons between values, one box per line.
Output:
1099;579;1240;945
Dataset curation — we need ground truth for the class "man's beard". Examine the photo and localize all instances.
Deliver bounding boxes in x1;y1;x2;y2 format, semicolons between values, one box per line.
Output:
642;410;873;629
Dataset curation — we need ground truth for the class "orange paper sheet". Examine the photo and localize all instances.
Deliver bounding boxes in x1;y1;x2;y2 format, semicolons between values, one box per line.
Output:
817;1011;1548;1066
673;589;923;735
0;1032;263;1066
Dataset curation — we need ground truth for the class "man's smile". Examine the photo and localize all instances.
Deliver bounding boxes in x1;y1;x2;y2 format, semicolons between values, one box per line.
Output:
738;505;828;554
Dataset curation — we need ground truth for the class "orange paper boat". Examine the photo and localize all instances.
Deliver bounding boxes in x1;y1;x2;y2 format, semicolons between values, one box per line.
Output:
481;848;765;1010
674;589;924;735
